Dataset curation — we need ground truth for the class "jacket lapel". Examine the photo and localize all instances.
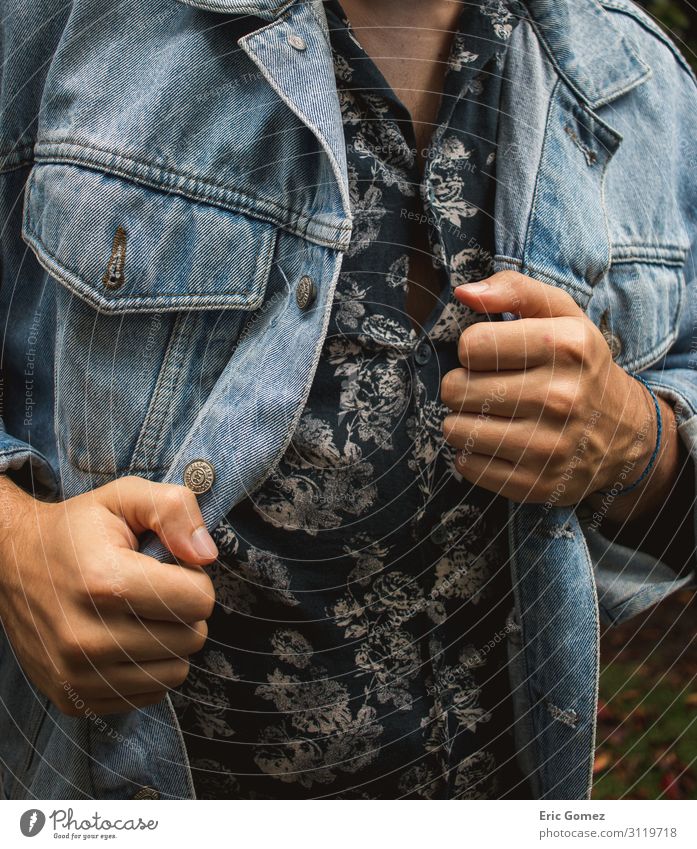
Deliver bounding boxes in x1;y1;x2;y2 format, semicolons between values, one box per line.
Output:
494;0;652;798
493;0;651;311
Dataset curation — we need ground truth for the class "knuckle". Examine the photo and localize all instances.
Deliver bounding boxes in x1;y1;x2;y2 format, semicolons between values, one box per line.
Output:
107;474;140;499
557;430;578;458
154;485;200;530
60;629;89;664
497;270;524;286
191;577;216;621
171;659;191;686
557;321;587;360
550;453;569;479
554;288;576;311
82;568;117;607
591;323;613;360
457;333;467;365
562;290;581;313
546;383;575;419
190;620;209;653
543;454;565;482
440;372;453;404
458;326;482;365
61;625;108;665
202;588;216;619
440;370;462;407
166;483;195;507
139;691;168;708
498;270;524;299
522;440;548;465
442;414;460;443
156;486;186;516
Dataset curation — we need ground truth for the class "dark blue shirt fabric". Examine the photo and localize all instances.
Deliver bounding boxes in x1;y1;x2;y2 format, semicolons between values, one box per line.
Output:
171;0;533;799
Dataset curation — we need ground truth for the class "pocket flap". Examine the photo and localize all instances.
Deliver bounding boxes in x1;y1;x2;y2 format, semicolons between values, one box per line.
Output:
588;251;687;372
21;162;277;314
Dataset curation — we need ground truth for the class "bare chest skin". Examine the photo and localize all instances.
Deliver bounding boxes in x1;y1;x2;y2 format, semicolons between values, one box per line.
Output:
339;0;462;330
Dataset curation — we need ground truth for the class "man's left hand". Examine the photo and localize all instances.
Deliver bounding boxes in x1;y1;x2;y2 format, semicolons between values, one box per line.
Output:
440;271;656;505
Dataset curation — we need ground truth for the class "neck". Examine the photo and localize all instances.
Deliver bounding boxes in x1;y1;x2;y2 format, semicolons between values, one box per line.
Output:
340;0;463;30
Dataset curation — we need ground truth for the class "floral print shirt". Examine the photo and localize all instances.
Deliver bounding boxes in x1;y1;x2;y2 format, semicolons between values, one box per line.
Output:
171;0;531;799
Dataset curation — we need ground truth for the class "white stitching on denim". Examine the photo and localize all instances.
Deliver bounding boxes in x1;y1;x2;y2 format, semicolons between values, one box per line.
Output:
540;522;575;540
545;700;579;728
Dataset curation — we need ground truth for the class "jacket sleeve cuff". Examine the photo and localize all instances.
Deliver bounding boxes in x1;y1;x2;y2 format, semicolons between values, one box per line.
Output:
0;428;58;498
578;367;697;627
642;365;697;565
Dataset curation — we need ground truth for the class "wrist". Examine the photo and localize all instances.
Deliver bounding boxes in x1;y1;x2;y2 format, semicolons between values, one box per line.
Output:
593;369;658;496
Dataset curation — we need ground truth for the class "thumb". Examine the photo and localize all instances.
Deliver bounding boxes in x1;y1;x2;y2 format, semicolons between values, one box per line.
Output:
97;476;218;565
454;271;583;319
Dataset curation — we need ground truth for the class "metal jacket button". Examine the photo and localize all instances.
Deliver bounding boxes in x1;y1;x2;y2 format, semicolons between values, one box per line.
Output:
183;459;215;495
296;276;317;310
604;331;622;360
599;309;622;360
133;786;160;800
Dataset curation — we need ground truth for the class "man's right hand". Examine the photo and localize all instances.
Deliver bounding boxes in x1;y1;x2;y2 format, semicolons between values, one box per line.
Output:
0;475;218;717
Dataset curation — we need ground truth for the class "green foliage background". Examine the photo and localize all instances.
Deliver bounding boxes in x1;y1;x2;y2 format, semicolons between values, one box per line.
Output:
591;2;697;804
637;0;697;69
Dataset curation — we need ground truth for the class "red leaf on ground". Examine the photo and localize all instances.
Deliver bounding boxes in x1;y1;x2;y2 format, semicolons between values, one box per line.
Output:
593;752;612;774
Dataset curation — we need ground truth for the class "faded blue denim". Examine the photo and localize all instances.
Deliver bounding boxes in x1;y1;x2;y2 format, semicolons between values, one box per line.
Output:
0;0;696;800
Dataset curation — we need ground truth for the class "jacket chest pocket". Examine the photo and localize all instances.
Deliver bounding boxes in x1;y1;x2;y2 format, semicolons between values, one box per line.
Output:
21;161;278;477
587;247;688;373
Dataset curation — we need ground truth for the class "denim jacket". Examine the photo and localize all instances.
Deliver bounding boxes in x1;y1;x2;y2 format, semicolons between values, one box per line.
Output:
1;0;696;800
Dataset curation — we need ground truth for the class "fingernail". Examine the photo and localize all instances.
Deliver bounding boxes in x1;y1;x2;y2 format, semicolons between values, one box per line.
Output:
192;526;218;559
458;281;489;293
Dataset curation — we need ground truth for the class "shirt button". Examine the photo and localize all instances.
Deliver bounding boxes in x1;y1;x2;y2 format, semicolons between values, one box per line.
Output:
296;275;317;310
414;341;432;365
183;459;215;495
133;786;159;800
287;33;307;51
